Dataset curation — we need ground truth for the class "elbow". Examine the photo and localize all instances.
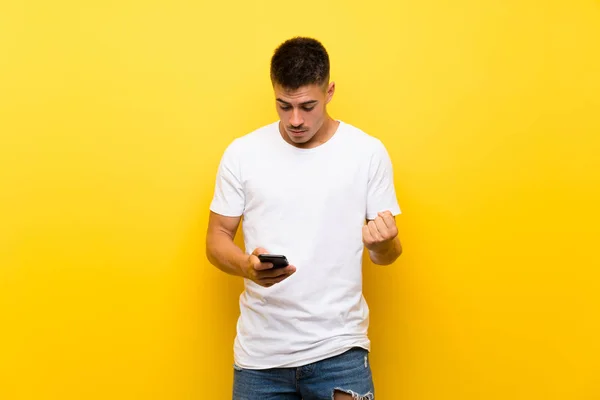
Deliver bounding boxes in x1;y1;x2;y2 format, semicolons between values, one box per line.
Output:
205;248;215;266
205;233;217;266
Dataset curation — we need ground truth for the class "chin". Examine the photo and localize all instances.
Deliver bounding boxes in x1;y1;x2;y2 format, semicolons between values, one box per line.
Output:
292;135;314;144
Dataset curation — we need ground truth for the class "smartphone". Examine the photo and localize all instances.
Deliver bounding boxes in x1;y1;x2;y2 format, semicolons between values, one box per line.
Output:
257;254;289;269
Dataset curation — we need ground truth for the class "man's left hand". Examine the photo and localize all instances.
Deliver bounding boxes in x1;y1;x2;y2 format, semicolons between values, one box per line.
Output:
362;210;398;252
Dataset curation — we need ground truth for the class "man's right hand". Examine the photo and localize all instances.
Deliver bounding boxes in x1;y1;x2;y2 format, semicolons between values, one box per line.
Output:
242;247;296;287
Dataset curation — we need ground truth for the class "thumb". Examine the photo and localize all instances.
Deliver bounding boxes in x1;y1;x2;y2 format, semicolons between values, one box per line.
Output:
252;247;269;256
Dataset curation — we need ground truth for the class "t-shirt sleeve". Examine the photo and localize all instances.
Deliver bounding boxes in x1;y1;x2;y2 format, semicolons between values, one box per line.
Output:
209;141;245;217
366;139;401;220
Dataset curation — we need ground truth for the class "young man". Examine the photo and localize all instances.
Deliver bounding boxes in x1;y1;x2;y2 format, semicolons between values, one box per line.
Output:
206;37;402;400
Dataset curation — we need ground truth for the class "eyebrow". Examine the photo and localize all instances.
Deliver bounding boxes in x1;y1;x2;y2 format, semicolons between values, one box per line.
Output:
276;98;318;106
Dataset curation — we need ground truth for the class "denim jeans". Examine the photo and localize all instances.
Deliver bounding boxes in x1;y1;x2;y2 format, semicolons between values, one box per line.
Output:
232;347;374;399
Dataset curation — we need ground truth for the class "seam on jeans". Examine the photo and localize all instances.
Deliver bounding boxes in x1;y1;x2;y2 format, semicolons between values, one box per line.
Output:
295;367;301;393
332;388;374;400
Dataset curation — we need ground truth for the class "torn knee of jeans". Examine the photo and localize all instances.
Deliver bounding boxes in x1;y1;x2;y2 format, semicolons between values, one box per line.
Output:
332;388;374;400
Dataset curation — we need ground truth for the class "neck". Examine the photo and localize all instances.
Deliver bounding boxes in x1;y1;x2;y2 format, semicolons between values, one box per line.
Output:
314;115;336;141
293;115;339;149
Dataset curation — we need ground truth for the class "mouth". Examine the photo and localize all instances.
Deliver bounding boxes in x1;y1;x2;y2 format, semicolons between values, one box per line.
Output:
288;128;307;136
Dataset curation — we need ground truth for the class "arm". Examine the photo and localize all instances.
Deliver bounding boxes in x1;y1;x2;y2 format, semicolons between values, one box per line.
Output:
364;139;403;265
206;141;295;286
206;140;249;277
205;211;297;286
205;211;247;277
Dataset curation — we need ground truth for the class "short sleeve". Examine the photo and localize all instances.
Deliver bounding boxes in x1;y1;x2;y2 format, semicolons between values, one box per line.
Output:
366;140;401;220
209;141;245;217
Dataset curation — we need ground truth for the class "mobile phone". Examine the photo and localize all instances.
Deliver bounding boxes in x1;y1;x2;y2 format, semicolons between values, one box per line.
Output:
257;254;289;269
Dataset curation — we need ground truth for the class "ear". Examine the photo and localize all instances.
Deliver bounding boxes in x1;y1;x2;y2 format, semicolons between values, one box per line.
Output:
326;81;335;104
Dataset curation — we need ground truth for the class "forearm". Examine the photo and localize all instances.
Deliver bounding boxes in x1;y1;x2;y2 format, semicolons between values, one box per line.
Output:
368;237;403;265
206;232;248;278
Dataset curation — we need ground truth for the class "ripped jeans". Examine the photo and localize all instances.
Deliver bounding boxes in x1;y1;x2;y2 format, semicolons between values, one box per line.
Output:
232;347;374;400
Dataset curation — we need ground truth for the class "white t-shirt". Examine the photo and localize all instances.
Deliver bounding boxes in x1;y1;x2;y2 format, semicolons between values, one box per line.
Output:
210;120;401;369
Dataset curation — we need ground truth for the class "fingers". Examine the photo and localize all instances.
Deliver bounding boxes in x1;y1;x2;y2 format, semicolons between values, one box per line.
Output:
252;255;274;271
256;265;296;287
248;247;296;287
378;211;395;228
252;247;268;256
368;220;384;241
374;216;388;236
362;225;374;244
362;221;382;246
257;265;296;279
363;211;398;247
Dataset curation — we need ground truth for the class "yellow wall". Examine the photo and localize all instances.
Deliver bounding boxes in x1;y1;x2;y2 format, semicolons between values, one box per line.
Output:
1;0;599;399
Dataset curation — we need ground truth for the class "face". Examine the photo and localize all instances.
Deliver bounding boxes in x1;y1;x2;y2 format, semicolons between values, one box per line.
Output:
274;82;335;148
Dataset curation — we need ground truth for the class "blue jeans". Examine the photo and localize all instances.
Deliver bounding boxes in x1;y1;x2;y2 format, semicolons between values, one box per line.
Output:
232;347;374;399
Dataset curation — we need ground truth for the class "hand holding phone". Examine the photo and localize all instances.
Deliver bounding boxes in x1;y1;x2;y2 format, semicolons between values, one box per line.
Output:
244;248;295;288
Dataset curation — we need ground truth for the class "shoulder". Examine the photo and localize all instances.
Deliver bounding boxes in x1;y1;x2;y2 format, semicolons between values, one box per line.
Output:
234;121;280;147
337;120;390;156
222;121;280;157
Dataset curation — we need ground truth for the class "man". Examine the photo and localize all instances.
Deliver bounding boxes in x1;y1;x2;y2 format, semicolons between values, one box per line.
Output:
206;36;402;400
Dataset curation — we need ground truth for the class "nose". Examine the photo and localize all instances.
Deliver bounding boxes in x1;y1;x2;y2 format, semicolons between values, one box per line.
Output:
289;108;303;127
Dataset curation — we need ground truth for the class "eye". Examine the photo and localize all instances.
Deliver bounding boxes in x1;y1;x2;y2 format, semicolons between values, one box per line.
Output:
279;105;291;111
302;106;315;112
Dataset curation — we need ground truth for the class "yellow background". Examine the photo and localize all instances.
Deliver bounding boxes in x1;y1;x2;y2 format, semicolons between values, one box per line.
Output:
1;0;599;399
